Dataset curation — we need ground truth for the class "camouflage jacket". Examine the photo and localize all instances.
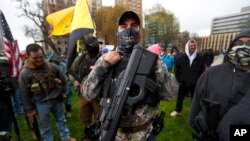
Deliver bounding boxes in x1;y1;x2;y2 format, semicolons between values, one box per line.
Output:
80;50;179;140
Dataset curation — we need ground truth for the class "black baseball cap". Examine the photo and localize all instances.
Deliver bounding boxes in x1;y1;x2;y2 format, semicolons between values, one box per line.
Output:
118;11;140;25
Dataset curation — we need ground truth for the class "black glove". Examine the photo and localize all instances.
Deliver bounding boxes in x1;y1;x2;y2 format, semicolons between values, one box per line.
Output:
151;111;165;135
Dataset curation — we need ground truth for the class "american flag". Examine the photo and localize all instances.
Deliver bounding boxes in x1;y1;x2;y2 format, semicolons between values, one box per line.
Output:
0;10;22;77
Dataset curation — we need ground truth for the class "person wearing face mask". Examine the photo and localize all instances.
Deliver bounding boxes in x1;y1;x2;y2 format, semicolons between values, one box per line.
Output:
68;36;101;140
80;11;179;141
19;43;76;141
189;28;250;141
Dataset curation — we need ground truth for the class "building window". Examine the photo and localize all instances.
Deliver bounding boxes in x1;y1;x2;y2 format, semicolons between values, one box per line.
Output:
72;0;76;4
50;0;56;5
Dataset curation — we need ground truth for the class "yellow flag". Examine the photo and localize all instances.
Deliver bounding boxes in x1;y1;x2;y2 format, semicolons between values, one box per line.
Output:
46;6;75;36
66;0;95;70
70;0;95;32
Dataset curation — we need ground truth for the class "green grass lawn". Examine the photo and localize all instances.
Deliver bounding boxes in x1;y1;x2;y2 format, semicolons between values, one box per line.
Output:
13;91;193;141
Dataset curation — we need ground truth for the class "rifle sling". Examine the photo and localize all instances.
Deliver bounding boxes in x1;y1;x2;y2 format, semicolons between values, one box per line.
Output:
102;68;114;98
219;74;250;122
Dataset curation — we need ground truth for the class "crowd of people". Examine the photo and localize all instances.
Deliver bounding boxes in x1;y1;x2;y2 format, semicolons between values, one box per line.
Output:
0;10;250;141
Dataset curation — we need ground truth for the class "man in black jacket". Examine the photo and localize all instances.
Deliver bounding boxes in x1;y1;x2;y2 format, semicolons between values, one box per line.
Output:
189;28;250;141
69;36;100;140
170;39;205;117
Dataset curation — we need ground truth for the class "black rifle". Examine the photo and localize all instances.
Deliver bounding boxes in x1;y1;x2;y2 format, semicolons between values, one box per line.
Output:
25;115;41;141
67;69;81;82
5;81;21;141
194;98;220;141
67;68;81;95
97;46;158;141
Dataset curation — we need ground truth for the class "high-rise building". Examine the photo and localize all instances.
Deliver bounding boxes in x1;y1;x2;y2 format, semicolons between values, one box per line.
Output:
115;0;142;15
43;0;74;18
43;0;101;17
211;6;250;35
88;0;102;15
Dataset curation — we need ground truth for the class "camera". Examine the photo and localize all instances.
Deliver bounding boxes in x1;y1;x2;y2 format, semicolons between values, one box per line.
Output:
0;56;12;91
0;131;11;141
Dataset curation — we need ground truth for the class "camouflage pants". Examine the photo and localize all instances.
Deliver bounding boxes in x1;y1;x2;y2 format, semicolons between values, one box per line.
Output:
115;124;153;141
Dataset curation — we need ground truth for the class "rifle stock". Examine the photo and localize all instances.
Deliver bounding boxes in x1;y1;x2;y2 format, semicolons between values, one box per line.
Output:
98;46;158;141
194;98;220;140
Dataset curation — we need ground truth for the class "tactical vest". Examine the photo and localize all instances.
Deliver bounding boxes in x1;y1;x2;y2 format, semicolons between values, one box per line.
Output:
78;53;98;80
29;64;58;93
102;56;160;108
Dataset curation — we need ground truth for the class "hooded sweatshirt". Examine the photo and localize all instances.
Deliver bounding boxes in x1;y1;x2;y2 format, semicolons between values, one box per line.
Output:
174;40;204;87
185;40;197;66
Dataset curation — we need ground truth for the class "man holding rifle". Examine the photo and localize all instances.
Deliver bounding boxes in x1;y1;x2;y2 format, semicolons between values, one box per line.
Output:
80;11;179;141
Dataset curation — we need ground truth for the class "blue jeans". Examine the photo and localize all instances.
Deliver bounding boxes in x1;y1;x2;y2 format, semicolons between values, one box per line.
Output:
11;88;24;114
36;100;70;141
65;81;72;112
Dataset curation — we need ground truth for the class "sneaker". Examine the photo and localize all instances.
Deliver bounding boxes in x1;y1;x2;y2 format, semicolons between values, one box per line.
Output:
66;112;72;118
170;111;181;117
67;137;76;141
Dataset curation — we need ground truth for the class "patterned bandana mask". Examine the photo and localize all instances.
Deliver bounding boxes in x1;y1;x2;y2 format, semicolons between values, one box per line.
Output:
117;28;140;53
227;45;250;66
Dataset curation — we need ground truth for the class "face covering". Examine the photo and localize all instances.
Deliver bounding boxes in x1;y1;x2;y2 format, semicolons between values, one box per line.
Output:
85;43;99;55
227;45;250;66
117;28;140;53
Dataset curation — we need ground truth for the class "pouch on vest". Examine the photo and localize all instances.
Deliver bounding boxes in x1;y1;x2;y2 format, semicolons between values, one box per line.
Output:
29;64;58;93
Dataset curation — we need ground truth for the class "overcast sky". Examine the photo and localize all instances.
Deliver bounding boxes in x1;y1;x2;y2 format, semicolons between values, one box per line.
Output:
1;0;250;51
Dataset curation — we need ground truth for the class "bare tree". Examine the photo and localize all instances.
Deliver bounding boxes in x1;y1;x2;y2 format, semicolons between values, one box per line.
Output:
94;6;129;46
15;0;58;54
144;4;179;48
176;31;190;52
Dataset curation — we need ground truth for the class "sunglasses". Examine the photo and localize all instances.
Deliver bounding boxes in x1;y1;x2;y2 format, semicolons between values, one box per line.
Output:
234;40;250;46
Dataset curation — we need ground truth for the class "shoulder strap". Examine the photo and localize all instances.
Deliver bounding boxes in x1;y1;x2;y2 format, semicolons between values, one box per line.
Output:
80;53;87;61
101;56;128;99
102;68;114;98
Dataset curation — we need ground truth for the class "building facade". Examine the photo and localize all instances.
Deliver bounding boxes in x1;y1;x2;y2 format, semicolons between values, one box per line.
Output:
89;0;102;16
193;6;250;53
211;6;250;35
115;0;142;15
